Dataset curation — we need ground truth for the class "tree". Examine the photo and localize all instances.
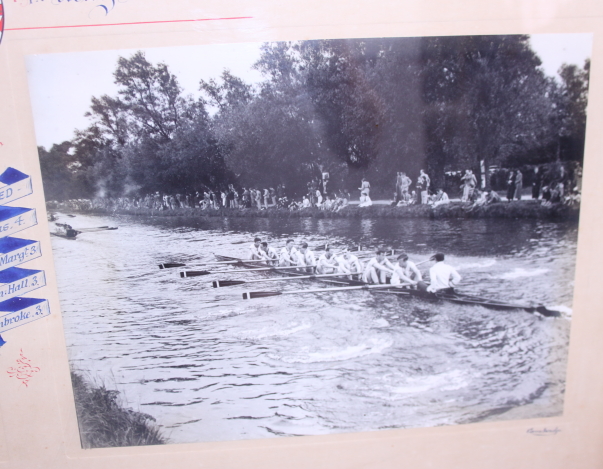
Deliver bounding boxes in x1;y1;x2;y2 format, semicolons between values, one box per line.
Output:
113;51;189;142
420;35;554;188
553;59;590;162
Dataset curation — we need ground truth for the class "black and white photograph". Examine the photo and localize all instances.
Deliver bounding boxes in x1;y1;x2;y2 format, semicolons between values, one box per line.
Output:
26;33;590;448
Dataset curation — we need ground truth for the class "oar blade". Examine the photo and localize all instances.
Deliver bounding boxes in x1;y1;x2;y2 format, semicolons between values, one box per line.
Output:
214;280;246;288
242;291;282;300
533;305;561;318
180;270;210;278
159;263;186;270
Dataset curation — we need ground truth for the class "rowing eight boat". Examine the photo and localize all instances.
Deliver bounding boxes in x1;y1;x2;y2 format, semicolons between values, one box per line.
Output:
212;255;560;317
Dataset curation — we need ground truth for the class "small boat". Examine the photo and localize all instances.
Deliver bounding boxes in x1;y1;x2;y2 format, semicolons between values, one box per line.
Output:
213;254;560;317
51;223;80;240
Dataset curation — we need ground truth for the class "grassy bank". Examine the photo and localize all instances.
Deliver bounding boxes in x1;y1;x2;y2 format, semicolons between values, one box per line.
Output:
71;371;166;448
57;200;579;221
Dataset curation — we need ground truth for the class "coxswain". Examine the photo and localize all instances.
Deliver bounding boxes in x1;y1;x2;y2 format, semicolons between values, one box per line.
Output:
249;237;263;260
279;239;298;267
363;249;395;284
391;253;423;287
259;242;279;265
295;242;317;272
425;253;461;293
316;247;339;274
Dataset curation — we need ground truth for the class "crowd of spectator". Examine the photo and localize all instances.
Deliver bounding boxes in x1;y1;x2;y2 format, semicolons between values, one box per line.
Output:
47;162;582;214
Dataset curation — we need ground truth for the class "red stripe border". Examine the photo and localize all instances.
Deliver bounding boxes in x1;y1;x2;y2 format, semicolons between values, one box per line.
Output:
5;16;253;32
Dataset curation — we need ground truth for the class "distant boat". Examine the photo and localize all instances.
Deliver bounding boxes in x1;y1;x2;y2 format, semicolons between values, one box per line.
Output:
50;223;118;239
51;223;80;240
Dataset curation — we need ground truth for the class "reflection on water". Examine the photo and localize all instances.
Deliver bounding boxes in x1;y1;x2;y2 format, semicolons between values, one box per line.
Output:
52;214;576;444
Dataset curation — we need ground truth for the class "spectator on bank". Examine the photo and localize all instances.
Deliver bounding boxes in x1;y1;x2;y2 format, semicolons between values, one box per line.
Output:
391;192;399;207
417;170;430;204
396;172;411;201
514;170;523;200
359;178;371;201
432;189;450;207
316;189;323;207
321;169;330;194
532;167;542;199
485;190;502;205
461;169;477;202
270;187;276;206
255;189;262;209
506;171;516;202
263;188;270;209
359;192;373;207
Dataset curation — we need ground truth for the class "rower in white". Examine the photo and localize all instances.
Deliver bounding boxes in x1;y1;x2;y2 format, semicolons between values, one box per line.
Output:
335;249;364;279
259;241;279;265
426;252;461;293
279;239;299;267
316;248;339;274
363;249;395;284
295;242;316;273
391;253;422;287
249;237;263;260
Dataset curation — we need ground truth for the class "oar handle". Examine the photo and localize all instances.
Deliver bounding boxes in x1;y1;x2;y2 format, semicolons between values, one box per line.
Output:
243;283;412;299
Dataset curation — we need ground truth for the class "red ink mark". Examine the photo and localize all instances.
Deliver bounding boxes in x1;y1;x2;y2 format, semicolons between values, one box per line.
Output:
7;349;40;387
5;16;253;31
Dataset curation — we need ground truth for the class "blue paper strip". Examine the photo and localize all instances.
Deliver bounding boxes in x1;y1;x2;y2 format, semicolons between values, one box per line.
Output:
0;168;33;206
0;268;45;301
0;298;50;333
0;237;41;269
0;207;37;238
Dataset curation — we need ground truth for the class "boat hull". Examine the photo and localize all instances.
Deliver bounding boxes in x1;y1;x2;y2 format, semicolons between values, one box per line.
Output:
214;254;560;317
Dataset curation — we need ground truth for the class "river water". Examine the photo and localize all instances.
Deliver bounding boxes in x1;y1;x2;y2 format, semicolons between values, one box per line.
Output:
50;213;576;444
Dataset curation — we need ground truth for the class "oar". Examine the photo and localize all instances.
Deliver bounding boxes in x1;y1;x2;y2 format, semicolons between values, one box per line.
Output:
181;264;311;278
242;283;411;299
78;226;117;233
373;290;560;317
213;271;360;288
159;259;270;269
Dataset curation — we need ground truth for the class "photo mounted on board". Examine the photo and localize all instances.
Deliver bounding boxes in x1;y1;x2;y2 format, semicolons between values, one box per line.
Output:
26;33;590;447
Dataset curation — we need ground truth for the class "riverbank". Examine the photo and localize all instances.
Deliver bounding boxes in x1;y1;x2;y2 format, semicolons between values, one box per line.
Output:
50;200;580;221
71;371;166;448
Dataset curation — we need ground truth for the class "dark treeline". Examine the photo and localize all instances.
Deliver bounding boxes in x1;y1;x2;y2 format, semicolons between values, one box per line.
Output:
39;35;589;201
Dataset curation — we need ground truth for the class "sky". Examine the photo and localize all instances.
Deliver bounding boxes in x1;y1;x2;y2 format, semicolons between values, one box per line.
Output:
26;33;592;149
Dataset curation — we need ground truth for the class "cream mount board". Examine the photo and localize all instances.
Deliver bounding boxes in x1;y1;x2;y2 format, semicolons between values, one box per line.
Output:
0;1;602;468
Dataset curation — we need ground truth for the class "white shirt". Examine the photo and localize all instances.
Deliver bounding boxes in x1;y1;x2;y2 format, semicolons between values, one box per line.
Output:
260;246;278;261
428;262;461;291
296;249;316;267
342;254;363;273
391;262;417;285
249;243;262;259
317;254;338;273
279;246;298;265
364;257;394;273
402;260;422;281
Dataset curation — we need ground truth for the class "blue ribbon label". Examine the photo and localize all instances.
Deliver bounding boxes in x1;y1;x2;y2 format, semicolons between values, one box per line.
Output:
0;268;46;301
0;207;37;238
0;168;32;206
0;238;42;269
0;298;50;333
